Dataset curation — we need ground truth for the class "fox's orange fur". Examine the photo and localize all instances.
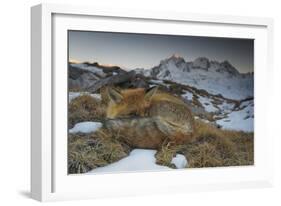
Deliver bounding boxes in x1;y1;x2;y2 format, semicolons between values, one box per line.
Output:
102;87;195;149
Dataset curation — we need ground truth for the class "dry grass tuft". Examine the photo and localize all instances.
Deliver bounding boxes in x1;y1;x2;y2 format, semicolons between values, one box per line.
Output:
182;120;254;168
68;132;131;174
68;95;106;128
155;142;185;168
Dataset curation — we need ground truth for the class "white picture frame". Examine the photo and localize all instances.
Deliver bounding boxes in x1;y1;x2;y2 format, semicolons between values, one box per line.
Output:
31;3;274;202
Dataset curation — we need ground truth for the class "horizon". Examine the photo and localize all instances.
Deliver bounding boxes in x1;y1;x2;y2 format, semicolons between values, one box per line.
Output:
68;31;254;73
69;54;254;74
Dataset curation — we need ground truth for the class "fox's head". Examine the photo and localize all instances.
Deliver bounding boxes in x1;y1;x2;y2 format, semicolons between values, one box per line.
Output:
105;87;158;118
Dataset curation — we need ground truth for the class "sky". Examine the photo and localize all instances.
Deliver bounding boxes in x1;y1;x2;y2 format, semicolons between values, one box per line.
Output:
68;30;254;73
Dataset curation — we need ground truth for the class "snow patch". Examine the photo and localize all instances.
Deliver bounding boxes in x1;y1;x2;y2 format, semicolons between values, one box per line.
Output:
149;79;164;84
216;101;254;132
88;149;170;173
198;96;218;113
182;91;193;101
72;63;107;77
171;154;188;169
88;149;188;174
217;101;235;113
69;122;102;134
90;93;102;100
69;92;82;102
69;92;101;102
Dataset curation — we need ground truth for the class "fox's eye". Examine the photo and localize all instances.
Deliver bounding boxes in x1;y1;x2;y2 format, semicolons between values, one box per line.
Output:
117;112;138;118
121;112;139;118
129;112;138;117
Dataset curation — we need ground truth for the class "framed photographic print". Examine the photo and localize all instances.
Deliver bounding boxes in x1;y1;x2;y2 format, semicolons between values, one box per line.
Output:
31;3;274;201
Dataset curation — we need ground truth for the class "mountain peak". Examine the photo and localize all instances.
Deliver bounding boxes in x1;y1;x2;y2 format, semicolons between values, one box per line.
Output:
217;60;240;76
161;54;186;65
168;53;185;61
171;53;182;58
192;57;210;70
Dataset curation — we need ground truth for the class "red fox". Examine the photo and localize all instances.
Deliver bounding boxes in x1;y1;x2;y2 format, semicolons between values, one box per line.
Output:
100;87;195;149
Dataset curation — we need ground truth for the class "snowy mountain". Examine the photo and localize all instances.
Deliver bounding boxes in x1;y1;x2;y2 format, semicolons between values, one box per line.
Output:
69;62;126;90
136;55;253;100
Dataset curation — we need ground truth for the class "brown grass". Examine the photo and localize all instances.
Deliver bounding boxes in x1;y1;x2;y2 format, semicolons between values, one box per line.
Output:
68;118;253;173
68;132;131;174
69;88;84;92
182;120;254;168
68;95;106;128
153;120;253;169
100;86;111;105
155;142;185;168
68;93;253;172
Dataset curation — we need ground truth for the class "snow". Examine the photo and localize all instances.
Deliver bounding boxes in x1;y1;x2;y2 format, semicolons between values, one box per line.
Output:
149;79;164;84
72;63;107;77
69;121;102;134
181;88;253;132
216;100;254;132
198;96;219;113
135;68;156;76
217;101;235;113
69;92;79;102
88;149;188;174
90;93;102;100
193;57;210;70
169;69;253;100
171;154;188;169
147;57;253;100
182;91;193;101
69;92;101;102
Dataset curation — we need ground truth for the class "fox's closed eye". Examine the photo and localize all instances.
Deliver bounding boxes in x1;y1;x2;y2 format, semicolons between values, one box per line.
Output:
115;113;139;119
129;112;138;117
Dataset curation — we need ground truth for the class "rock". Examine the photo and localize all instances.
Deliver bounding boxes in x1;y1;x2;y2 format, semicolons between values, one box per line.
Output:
86;71;137;93
69;65;100;90
192;57;210;70
216;61;239;76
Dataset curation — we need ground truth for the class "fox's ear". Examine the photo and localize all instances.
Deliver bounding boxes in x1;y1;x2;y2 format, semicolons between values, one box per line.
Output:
107;87;123;103
145;86;158;101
